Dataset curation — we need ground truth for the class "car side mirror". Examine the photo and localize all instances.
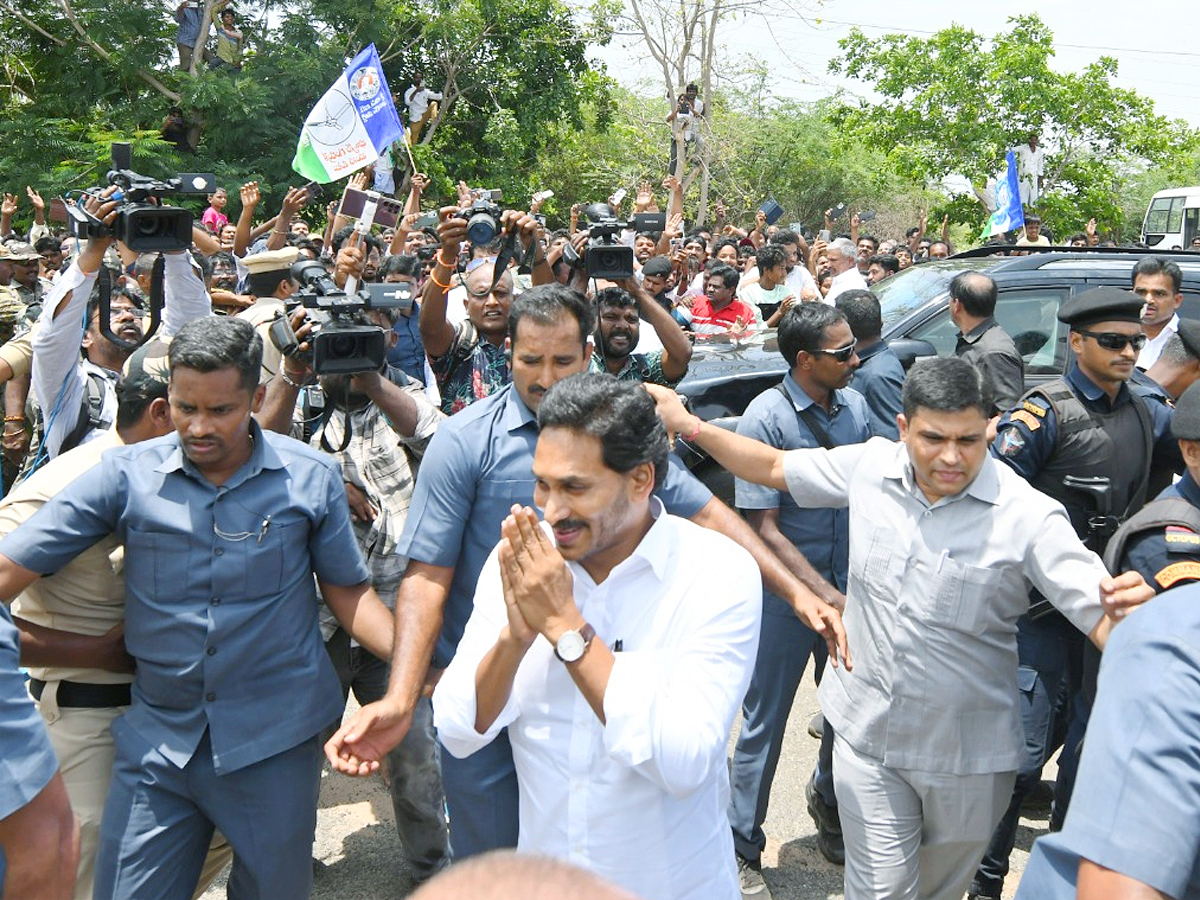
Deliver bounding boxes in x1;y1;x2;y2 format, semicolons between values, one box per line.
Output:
888;338;938;370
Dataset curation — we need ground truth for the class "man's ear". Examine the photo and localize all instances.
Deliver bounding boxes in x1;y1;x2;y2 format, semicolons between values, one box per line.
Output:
149;397;172;433
897;413;908;441
629;461;655;502
251;382;267;413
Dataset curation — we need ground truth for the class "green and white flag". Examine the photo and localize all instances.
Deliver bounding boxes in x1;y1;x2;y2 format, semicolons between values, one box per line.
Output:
293;44;404;183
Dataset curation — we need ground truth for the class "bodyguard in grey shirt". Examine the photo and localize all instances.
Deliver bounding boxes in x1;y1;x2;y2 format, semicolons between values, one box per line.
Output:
950;272;1025;414
646;357;1154;900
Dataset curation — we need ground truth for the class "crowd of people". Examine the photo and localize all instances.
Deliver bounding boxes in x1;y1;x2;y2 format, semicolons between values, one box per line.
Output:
0;161;1198;900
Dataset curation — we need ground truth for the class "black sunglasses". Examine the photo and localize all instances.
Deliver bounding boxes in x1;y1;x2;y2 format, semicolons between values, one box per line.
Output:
1076;329;1147;352
810;340;857;362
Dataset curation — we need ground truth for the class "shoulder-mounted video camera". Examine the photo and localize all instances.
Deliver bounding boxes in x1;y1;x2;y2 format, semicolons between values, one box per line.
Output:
269;259;411;375
67;142;215;253
565;204;666;280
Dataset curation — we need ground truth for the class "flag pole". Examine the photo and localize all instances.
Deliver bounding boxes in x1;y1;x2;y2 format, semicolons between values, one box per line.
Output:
401;137;419;174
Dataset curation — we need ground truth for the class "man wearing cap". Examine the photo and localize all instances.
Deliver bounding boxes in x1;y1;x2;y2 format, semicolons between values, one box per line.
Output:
970;286;1180;900
3;242;46;315
1014;390;1200;900
235;246;300;384
28;193;212;465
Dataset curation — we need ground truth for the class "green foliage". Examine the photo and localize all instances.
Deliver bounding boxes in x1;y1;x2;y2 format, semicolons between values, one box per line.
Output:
828;14;1200;240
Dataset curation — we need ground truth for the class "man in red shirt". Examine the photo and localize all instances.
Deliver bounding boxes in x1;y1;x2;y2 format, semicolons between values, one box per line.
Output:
688;264;758;336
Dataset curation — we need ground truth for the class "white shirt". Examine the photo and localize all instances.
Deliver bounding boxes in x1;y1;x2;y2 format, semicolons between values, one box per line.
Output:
1137;312;1180;370
824;266;869;305
1016;143;1045;205
435;502;761;900
403;85;442;122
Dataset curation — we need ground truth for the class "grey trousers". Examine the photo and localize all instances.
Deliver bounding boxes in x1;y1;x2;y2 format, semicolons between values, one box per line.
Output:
833;734;1015;900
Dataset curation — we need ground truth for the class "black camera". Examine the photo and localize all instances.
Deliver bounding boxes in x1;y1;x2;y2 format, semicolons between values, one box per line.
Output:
572;204;666;280
67;143;215;252
455;198;505;246
271;259;410;375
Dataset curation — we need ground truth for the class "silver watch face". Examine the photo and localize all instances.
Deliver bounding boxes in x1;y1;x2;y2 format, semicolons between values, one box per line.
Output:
556;629;586;662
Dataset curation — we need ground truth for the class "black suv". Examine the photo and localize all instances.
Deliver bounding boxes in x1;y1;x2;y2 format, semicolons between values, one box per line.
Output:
674;248;1200;499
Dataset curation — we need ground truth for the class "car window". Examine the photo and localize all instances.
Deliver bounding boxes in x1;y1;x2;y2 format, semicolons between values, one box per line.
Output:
905;287;1070;374
874;265;957;328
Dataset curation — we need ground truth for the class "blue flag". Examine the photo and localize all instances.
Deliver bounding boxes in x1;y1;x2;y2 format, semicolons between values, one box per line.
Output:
293;44;405;183
981;150;1025;239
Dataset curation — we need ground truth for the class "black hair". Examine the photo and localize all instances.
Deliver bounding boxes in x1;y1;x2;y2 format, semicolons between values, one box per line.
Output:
858;234;878;251
331;225;384;255
777;303;845;366
115;372;169;430
549;228;571;243
712;236;740;259
168;316;262;394
755;244;786;272
769;229;800;249
902;356;990;419
247;270;293;300
868;254;899;276
928;240;951;255
379;254;421;279
508;284;594;349
595;286;636;312
34;236;59;255
1131;256;1183;294
537;372;670;489
706;263;740;291
949;271;998;318
635;231;661;243
835;289;883;341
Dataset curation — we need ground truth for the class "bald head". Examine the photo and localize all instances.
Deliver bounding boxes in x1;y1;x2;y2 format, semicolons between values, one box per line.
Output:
410;852;638;900
949;271;997;320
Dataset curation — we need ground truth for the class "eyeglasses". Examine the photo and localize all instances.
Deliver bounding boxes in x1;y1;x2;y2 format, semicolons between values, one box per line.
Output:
1077;329;1147;352
811;340;857;362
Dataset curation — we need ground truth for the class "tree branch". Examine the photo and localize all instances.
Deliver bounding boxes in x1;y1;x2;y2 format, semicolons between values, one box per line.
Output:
1;2;67;46
59;0;181;101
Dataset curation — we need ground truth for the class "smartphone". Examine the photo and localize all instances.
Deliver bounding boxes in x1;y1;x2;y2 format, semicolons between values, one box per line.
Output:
758;198;784;226
829;203;847;221
858;209;877;223
532;190;554;204
471;188;503;202
414;211;439;230
611;188;627;206
339;187;403;229
818;229;832;242
787;221;804;235
670;237;683;250
301;181;324;202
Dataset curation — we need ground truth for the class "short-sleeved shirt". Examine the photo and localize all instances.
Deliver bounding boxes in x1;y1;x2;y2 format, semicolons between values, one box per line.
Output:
175;3;204;46
387;306;427;385
782;438;1107;774
0;602;58;819
1015;584;1200;900
955;317;1025;414
849;341;904;440
687;297;757;335
735;375;870;605
395;383;714;668
428;319;509;415
588;349;681;387
201;207;228;232
0;422;370;774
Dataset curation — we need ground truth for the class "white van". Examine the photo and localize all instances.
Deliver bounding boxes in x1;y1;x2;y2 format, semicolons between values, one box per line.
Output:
1142;186;1200;249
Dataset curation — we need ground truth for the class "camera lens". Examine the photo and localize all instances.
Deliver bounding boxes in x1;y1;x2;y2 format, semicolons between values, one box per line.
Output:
466;213;498;246
330;334;358;357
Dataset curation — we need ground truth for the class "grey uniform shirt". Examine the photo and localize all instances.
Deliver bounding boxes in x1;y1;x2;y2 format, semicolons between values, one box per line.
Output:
955;317;1025;414
783;438;1106;775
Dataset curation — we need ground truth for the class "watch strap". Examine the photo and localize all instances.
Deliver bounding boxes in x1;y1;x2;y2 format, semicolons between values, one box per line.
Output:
554;622;597;662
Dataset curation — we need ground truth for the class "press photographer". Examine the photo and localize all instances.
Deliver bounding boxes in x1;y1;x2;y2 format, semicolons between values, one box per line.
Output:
256;241;451;887
417;203;551;414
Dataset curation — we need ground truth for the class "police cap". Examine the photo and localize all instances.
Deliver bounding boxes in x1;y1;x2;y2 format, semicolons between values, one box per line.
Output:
243;246;300;276
1173;381;1200;440
1057;286;1144;329
1177;319;1200;361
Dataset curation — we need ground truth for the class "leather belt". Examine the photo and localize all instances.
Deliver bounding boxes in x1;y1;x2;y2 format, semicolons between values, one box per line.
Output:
28;678;131;709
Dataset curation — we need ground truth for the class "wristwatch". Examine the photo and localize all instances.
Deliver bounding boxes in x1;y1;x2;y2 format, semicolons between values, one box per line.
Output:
554;623;596;663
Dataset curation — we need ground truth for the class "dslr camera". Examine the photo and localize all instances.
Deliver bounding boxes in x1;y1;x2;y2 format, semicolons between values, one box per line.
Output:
454;190;505;246
67;142;215;252
270;259;410;375
569;203;666;280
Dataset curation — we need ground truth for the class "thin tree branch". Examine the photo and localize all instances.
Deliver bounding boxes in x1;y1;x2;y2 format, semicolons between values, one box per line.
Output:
59;0;181;101
1;1;67;45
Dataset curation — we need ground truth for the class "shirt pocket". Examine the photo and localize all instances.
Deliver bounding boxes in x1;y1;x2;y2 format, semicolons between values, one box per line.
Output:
856;523;904;604
931;558;1002;634
124;528;191;600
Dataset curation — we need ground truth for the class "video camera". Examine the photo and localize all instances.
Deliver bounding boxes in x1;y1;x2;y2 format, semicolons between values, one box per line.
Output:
67;143;215;252
269;259;411;375
568;203;666;280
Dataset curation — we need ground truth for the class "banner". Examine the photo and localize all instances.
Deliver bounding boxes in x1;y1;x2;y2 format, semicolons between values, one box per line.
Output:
980;150;1025;239
292;44;404;184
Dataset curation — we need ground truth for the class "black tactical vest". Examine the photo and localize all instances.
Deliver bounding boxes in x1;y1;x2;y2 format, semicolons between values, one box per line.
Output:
1023;379;1154;538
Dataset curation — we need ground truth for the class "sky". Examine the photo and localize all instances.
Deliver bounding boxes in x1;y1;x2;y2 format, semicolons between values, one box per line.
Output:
591;0;1200;128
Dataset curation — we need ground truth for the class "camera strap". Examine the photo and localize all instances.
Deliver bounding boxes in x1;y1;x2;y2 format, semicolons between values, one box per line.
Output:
486;229;538;293
316;381;354;454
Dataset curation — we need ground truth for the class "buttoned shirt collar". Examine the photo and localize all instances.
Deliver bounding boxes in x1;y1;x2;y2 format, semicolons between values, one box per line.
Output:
957;316;999;345
882;439;1001;508
1177;471;1200;508
578;496;668;583
778;372;845;417
501;383;538;434
1065;360;1132;409
154;419;284;489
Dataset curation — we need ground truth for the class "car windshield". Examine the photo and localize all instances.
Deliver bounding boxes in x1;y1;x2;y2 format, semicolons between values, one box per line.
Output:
873;259;1002;328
